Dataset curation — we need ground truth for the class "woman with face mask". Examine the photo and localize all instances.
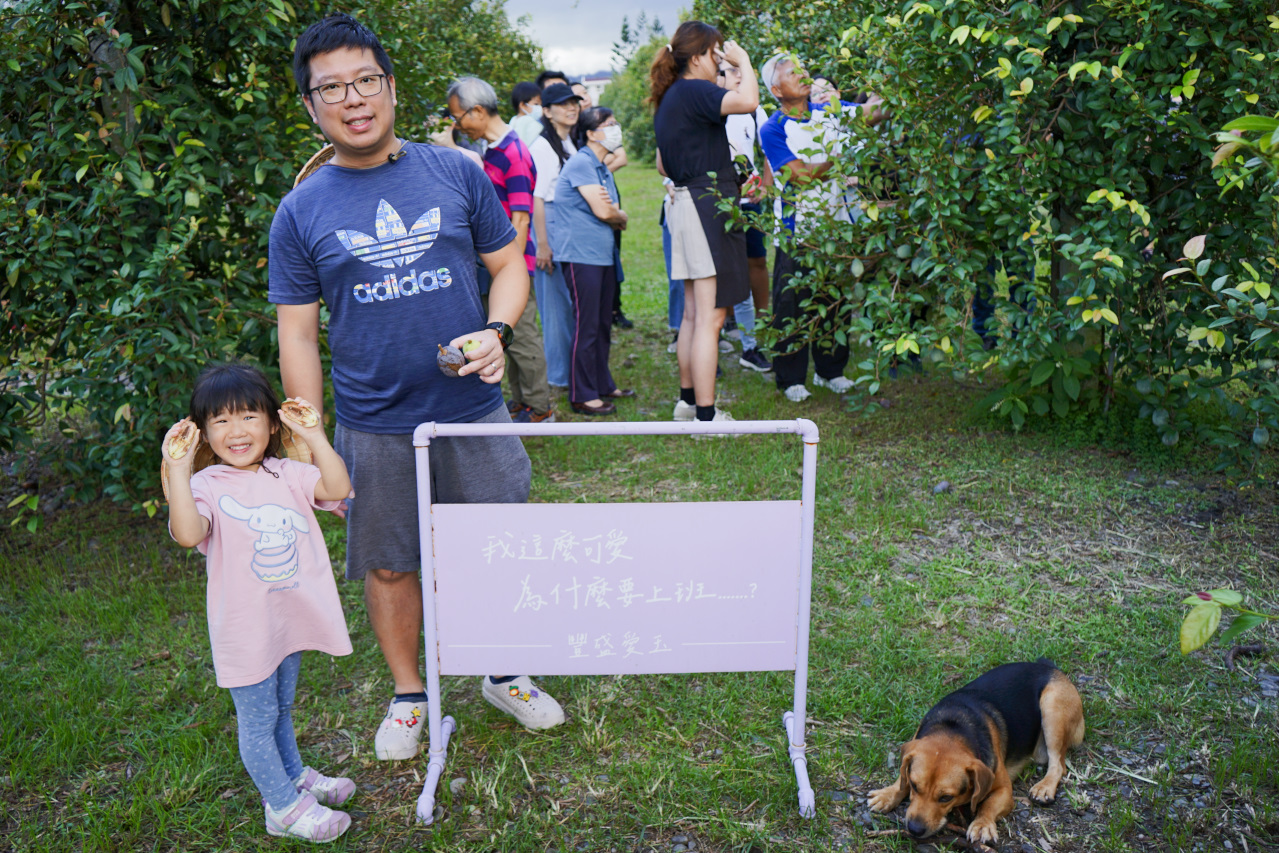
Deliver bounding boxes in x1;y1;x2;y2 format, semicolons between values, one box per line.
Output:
552;107;634;415
509;81;544;146
529;83;583;391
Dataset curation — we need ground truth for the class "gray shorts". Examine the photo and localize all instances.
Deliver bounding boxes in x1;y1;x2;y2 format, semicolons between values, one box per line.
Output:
335;405;531;580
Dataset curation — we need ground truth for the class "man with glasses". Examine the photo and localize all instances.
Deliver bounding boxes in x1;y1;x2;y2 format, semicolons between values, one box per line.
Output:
269;14;568;781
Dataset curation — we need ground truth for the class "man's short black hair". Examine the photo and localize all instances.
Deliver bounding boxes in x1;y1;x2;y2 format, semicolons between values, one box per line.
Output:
535;69;569;89
293;13;394;96
510;81;541;112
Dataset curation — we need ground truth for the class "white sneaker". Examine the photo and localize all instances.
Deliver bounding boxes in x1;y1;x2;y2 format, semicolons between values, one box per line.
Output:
813;374;855;393
481;676;566;730
692;408;739;439
667;333;679;354
374;698;425;760
265;792;351;842
718;339;734;353
722;327;743;342
294;767;356;807
783;384;812;402
673;399;695;421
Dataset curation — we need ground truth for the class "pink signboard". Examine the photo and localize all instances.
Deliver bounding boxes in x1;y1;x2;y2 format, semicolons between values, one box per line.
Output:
431;500;803;675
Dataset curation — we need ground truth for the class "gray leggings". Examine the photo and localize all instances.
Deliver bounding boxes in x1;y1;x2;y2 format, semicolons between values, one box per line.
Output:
228;652;304;810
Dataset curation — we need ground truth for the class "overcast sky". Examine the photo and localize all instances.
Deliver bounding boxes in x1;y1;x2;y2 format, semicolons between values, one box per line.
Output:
503;0;690;77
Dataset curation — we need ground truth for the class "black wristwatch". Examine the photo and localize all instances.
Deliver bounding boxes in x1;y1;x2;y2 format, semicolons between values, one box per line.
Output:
486;321;514;349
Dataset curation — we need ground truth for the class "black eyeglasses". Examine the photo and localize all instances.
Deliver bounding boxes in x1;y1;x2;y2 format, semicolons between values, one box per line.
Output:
308;74;387;104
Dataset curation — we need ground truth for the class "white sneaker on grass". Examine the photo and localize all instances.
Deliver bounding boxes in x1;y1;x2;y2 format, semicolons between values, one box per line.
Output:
374;698;425;760
718;339;734;353
481;676;566;730
265;792;351;843
673;399;696;421
295;766;356;807
692;408;740;439
813;374;855;393
783;384;812;402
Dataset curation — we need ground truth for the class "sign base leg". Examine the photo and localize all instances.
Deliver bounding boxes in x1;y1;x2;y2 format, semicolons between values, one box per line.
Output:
783;711;815;818
415;715;457;824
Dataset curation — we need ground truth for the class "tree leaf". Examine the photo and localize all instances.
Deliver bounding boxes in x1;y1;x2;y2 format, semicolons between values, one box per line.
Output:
1219;612;1267;646
1180;601;1221;654
1206;589;1244;606
1062;373;1081;401
1183;235;1206;260
1030;360;1055;386
1222;116;1279;133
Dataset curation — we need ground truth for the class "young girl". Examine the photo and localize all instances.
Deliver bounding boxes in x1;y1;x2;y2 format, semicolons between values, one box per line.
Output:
164;363;355;843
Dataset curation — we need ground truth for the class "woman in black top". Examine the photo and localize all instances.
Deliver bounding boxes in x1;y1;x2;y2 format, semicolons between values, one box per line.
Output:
650;21;760;426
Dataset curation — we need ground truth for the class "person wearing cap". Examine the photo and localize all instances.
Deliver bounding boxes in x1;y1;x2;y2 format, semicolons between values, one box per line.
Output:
650;20;759;428
444;75;555;425
529;82;582;392
758;52;886;402
509;80;543;146
270;14;568;768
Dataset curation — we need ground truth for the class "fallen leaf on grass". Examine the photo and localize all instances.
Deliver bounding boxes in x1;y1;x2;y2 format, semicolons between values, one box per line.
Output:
130;650;171;669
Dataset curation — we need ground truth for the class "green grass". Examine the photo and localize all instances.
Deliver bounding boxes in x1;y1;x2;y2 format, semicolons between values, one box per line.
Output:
3;160;1279;852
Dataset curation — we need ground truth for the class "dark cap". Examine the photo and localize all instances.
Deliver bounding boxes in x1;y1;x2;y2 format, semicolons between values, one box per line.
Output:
541;82;583;106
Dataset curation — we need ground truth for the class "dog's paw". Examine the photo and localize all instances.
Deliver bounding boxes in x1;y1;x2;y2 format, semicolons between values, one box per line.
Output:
1029;779;1059;805
968;817;999;845
867;786;903;813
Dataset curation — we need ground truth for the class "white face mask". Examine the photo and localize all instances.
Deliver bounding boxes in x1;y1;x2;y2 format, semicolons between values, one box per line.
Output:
598;124;624;151
524;103;541;118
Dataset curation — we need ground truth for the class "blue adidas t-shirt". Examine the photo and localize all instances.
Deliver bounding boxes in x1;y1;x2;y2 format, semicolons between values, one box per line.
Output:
269;143;516;433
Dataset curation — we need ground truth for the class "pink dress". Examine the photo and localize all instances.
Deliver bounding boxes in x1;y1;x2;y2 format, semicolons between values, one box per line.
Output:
179;456;352;688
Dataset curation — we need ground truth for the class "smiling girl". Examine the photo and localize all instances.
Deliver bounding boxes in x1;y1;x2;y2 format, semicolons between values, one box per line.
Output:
163;362;355;843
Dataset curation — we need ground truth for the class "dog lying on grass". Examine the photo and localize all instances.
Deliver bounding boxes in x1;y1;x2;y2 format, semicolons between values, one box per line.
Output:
867;658;1085;845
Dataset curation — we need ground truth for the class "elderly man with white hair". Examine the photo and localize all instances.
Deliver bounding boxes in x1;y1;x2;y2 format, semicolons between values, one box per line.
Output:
443;76;555;424
758;53;887;403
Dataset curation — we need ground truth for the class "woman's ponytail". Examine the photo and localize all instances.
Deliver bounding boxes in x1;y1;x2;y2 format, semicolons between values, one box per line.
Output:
648;20;722;110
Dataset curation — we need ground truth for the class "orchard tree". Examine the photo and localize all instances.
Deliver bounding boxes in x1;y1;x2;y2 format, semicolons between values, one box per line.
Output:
693;0;1279;478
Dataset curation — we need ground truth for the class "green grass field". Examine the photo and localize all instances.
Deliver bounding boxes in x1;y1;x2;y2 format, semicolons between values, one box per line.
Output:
2;162;1277;852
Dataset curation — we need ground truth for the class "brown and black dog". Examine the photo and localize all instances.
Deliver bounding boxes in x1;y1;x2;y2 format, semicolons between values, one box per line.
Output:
867;658;1085;845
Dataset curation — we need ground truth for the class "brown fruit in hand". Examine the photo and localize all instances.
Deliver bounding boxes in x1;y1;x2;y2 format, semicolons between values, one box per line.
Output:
281;398;320;428
167;420;197;459
438;344;466;377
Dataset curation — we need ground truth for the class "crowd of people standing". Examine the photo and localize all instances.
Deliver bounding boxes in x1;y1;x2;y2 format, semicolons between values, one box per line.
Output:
442;19;892;425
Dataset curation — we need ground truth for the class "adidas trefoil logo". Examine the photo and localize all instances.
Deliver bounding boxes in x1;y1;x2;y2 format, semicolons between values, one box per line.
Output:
335;200;440;269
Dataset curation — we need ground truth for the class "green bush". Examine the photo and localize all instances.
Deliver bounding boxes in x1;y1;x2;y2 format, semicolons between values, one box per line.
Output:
689;0;1279;479
0;0;540;511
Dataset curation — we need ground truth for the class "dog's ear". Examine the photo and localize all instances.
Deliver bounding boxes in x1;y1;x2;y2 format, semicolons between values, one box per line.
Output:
967;761;994;805
896;740;918;800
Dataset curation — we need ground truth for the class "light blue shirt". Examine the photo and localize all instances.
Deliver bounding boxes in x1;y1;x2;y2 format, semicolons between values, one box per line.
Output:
551;148;618;266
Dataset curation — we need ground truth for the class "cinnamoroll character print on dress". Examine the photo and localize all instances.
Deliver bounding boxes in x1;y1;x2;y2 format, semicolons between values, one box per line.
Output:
218;495;310;582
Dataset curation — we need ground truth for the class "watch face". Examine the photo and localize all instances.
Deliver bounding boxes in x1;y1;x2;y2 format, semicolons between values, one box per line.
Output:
488;322;513;347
